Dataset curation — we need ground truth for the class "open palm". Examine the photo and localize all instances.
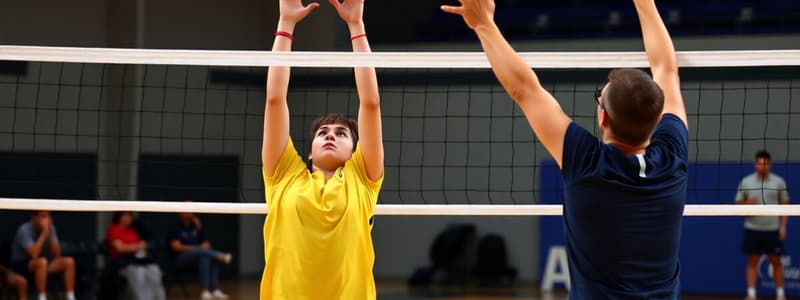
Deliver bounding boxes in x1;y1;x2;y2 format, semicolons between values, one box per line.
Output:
328;0;363;25
280;0;319;24
441;0;495;30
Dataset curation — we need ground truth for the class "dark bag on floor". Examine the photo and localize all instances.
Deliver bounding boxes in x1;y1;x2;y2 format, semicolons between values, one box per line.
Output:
473;233;517;285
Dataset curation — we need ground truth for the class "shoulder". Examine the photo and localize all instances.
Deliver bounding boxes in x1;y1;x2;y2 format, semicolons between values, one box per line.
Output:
771;173;787;184
561;122;602;163
562;122;600;159
742;173;758;183
107;225;124;236
265;138;308;185
651;114;688;146
345;144;383;188
17;222;32;234
564;122;595;143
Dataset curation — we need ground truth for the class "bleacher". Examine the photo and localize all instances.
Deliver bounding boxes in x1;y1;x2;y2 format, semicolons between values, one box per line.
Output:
417;0;800;41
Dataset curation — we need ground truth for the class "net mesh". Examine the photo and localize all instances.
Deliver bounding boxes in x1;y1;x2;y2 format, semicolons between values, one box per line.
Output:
0;50;799;207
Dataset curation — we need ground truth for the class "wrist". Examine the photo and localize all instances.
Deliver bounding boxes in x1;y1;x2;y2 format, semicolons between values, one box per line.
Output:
347;22;365;35
276;20;296;33
473;22;498;35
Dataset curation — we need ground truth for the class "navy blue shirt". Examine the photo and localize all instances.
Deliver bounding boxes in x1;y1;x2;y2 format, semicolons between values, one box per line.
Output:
562;114;688;299
166;221;207;253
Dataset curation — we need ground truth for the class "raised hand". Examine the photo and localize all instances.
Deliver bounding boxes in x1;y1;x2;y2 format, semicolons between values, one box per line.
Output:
328;0;364;26
279;0;320;25
441;0;496;31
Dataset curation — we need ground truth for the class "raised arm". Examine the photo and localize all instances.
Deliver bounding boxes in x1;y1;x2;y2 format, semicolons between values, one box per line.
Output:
329;0;383;181
441;0;571;168
634;0;687;127
262;0;319;176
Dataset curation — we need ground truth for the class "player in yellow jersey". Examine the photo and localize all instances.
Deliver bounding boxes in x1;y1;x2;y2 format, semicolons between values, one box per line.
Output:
260;0;383;298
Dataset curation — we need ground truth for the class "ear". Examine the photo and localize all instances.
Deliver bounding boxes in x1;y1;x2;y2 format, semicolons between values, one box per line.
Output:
599;109;610;127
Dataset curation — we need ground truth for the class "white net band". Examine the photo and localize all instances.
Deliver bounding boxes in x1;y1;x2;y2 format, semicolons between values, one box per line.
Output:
1;46;800;68
0;198;795;216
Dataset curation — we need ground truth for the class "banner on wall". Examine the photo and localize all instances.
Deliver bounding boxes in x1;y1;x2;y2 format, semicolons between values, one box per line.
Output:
538;161;800;296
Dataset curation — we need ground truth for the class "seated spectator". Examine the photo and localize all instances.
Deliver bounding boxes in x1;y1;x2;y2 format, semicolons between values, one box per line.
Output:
0;264;28;300
167;198;231;300
106;211;166;300
9;211;76;300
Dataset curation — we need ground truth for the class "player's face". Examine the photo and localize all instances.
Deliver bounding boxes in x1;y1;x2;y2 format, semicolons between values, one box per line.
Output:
32;211;51;231
755;157;771;176
178;212;193;223
119;212;133;227
310;124;355;171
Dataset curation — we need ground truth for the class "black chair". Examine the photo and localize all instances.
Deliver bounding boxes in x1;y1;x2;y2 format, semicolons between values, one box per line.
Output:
153;239;192;300
96;240;127;300
165;262;195;300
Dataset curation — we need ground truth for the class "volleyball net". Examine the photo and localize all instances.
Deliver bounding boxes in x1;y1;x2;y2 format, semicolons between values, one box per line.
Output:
0;46;799;215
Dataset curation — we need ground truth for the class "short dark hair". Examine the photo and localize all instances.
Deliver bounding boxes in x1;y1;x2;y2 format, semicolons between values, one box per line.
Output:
755;150;771;161
310;114;359;149
603;68;665;145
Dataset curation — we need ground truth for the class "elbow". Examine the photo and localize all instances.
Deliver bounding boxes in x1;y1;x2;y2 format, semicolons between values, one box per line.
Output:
509;85;537;104
265;95;286;106
360;97;381;110
654;54;679;74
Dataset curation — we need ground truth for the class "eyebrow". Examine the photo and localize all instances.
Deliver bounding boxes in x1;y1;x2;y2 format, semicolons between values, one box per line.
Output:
317;125;350;132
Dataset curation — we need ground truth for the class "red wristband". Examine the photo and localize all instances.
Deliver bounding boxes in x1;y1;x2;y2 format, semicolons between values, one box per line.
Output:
350;33;367;41
275;31;294;41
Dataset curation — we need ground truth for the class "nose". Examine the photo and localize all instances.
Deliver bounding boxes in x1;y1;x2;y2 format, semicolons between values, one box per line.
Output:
325;132;335;141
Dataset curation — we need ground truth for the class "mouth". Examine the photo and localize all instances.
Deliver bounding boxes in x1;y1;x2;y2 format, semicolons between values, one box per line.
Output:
322;143;336;150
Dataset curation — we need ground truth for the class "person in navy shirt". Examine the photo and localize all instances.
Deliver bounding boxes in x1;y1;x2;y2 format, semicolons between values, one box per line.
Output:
166;198;233;300
442;0;688;298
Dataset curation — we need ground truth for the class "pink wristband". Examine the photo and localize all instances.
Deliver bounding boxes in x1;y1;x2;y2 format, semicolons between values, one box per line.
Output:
275;31;294;41
350;33;367;41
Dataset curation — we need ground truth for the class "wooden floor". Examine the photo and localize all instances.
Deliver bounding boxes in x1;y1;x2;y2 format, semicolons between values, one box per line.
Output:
165;279;750;300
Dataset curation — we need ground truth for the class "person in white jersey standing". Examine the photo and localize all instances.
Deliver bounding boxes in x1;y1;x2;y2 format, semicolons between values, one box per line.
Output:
735;150;790;300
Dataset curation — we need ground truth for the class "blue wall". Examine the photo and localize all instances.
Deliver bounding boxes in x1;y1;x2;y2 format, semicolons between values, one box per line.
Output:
539;161;800;295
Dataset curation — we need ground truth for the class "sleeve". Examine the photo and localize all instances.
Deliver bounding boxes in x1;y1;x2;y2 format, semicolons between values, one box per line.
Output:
50;225;59;245
779;178;790;203
734;180;747;202
346;144;384;192
16;225;34;249
561;122;600;181
263;139;306;186
650;113;689;161
106;226;118;243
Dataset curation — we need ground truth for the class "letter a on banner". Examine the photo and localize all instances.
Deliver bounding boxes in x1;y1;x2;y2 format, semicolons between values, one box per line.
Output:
541;246;570;291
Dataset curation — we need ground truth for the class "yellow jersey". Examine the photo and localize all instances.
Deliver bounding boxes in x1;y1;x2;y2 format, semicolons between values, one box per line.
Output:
260;139;383;300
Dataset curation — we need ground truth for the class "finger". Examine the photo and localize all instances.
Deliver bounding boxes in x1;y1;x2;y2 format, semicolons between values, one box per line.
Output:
440;5;463;15
305;2;320;11
327;0;340;8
